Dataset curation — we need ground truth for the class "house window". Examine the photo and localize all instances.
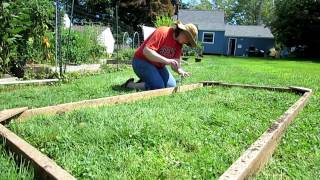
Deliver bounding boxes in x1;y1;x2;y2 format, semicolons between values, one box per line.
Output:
202;32;215;44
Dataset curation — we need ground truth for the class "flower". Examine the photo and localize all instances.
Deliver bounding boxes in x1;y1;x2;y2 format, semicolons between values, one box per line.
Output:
43;36;50;48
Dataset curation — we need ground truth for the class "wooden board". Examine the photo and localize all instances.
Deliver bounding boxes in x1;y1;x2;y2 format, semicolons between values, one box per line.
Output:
0;79;59;86
0;107;28;124
0;124;76;180
105;59;132;65
17;83;203;121
289;86;313;93
219;90;312;180
202;81;293;93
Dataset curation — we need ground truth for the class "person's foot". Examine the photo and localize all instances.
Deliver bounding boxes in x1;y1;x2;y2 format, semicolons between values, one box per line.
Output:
136;79;143;83
121;78;134;88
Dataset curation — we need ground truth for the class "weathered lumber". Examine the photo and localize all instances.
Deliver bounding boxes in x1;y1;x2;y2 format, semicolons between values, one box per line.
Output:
0;79;59;86
289;86;313;93
201;81;293;93
103;59;132;65
0;124;76;180
17;83;203;121
0;107;28;124
219;90;312;180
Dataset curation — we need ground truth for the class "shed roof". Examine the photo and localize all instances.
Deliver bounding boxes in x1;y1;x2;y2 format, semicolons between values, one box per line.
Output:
176;10;225;31
225;25;274;38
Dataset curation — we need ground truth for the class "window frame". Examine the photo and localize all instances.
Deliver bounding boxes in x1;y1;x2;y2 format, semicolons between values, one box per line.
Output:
202;32;215;44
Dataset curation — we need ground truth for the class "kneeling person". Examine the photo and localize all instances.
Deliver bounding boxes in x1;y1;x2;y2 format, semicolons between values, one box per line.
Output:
123;21;198;90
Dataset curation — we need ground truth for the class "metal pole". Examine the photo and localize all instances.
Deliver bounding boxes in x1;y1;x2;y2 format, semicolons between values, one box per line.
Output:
177;0;179;20
116;2;119;70
56;0;63;76
55;0;58;73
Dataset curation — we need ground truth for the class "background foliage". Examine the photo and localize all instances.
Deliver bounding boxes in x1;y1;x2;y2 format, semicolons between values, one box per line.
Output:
0;0;54;74
270;0;320;57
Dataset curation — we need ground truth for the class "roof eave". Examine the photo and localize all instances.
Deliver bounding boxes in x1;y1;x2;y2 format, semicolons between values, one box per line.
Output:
225;35;274;39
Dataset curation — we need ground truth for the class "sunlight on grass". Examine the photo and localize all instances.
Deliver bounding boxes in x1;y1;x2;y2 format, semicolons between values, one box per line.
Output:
10;87;299;179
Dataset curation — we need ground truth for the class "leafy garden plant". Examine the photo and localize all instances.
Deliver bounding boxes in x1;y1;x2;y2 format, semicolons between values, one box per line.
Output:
62;26;104;65
0;0;54;75
154;15;175;28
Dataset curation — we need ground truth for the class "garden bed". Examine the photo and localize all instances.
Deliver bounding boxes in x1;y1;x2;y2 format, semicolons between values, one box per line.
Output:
9;86;300;179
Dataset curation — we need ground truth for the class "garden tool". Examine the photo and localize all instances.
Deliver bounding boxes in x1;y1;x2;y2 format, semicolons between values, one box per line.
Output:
179;74;184;88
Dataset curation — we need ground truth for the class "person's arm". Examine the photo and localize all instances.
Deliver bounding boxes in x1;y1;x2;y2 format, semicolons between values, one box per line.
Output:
172;58;192;77
143;47;179;69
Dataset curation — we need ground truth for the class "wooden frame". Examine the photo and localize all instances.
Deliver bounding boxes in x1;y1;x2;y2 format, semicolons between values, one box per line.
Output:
0;79;59;86
0;82;312;179
0;107;28;124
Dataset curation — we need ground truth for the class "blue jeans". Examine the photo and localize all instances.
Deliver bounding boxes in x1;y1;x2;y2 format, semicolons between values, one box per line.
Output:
132;58;176;90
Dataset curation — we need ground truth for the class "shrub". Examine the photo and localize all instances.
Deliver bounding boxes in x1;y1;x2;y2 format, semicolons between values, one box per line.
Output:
62;26;104;65
0;2;30;74
114;48;135;61
0;0;54;75
182;41;204;57
154;15;174;27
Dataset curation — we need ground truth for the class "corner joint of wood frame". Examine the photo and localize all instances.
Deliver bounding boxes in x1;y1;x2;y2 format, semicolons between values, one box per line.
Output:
289;86;312;94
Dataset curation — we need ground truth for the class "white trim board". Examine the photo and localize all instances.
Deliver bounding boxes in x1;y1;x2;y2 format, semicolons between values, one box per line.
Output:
202;32;215;44
227;38;237;56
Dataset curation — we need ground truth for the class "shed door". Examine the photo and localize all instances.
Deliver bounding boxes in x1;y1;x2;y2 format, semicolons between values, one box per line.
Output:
228;38;237;56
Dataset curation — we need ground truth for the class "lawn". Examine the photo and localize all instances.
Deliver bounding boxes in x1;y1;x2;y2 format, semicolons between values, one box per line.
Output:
0;144;34;179
0;66;136;110
9;86;299;178
1;56;319;178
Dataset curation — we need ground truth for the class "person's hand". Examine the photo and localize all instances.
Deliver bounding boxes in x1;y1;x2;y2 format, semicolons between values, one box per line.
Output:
178;68;192;77
167;59;179;70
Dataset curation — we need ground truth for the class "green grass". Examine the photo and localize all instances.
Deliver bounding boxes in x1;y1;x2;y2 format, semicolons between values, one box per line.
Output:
9;87;299;179
1;56;320;178
0;68;136;110
0;144;34;179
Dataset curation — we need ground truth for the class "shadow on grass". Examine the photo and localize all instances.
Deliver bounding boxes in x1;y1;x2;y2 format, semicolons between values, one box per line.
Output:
228;55;320;63
111;84;136;93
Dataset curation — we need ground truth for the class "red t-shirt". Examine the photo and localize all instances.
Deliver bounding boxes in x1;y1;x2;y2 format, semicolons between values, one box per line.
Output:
134;26;182;69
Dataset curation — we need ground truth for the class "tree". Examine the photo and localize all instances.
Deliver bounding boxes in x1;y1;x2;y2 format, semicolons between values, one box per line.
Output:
192;0;213;10
185;0;273;25
236;0;270;25
117;0;175;28
269;0;320;57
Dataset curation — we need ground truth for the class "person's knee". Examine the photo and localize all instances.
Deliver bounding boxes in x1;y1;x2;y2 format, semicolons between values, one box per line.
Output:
167;79;176;88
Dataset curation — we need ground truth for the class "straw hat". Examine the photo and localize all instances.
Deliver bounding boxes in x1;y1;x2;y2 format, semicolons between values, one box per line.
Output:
174;21;198;48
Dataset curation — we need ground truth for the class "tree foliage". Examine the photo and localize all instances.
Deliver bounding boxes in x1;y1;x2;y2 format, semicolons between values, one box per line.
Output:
270;0;320;57
69;0;175;30
154;15;175;28
0;0;54;74
186;0;273;25
190;0;213;10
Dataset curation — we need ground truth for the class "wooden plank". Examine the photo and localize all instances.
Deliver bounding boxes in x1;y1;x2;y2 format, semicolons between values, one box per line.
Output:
219;90;312;180
289;86;312;93
17;83;203;121
0;107;28;123
201;81;293;93
0;79;59;86
104;59;132;65
0;124;76;180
